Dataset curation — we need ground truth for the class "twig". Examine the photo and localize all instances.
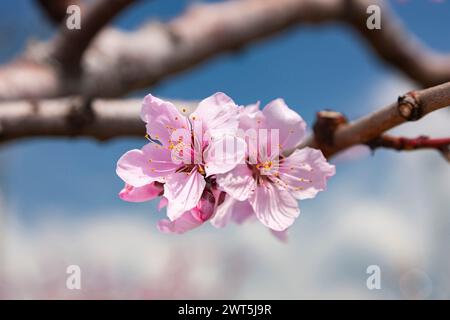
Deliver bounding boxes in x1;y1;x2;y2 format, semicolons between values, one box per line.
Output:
367;135;450;162
367;135;450;151
297;81;450;157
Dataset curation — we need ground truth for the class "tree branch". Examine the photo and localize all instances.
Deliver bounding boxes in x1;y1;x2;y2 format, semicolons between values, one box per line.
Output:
2;0;450;100
297;81;450;157
0;82;449;165
50;0;139;72
367;135;450;162
0;98;196;144
367;135;450;151
342;0;450;87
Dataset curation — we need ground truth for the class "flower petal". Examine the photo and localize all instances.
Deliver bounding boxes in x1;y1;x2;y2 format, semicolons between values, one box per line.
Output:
189;92;240;138
141;94;190;147
210;195;233;228
157;211;204;234
262;99;307;150
277;147;335;200
119;183;162;202
203;135;246;177
158;197;168;211
249;183;300;231
191;188;216;222
143;143;181;181
231;199;255;225
116;145;155;187
163;171;206;221
210;195;254;228
215;164;256;201
270;229;289;243
238;102;264;131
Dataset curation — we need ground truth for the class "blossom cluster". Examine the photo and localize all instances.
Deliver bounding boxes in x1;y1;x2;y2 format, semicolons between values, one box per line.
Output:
116;93;335;237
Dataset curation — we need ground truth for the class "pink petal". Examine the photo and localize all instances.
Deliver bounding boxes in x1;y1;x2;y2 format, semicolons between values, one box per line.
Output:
119;183;163;202
158;188;216;235
142;143;181;181
237;103;265;163
163;171;206;221
242;103;260;115
215;165;256;201
141;94;190;147
191;122;205;165
210;195;235;228
203;135;246;177
262;99;307;151
191;189;216;222
116;145;155;187
270;229;289;243
189;92;240;138
238;102;264;131
231;199;255;225
210;195;254;228
157;211;204;234
158;197;168;211
277;147;335;200
249;183;300;231
117;142;180;186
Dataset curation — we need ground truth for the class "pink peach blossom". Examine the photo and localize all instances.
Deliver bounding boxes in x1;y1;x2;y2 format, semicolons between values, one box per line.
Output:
117;92;245;232
117;92;335;238
119;182;163;202
215;99;335;232
157;188;218;234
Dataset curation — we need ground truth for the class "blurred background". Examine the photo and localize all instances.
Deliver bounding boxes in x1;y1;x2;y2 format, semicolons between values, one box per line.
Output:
0;0;449;299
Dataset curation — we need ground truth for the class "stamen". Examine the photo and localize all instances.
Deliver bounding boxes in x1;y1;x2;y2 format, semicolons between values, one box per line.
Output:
197;165;206;176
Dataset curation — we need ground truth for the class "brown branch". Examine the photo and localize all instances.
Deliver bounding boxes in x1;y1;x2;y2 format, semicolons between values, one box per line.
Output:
343;0;450;87
0;98;196;144
367;135;450;162
1;0;450;101
0;82;449;164
297;81;450;158
50;0;139;72
367;135;450;151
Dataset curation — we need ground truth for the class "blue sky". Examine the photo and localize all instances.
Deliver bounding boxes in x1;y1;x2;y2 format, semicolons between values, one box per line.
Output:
0;0;449;223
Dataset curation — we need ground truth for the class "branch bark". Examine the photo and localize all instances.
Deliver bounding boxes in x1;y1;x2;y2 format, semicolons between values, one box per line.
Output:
0;82;449;163
296;81;450;157
342;0;450;87
367;135;450;162
2;0;450;100
0;98;196;144
367;135;450;152
50;0;139;71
